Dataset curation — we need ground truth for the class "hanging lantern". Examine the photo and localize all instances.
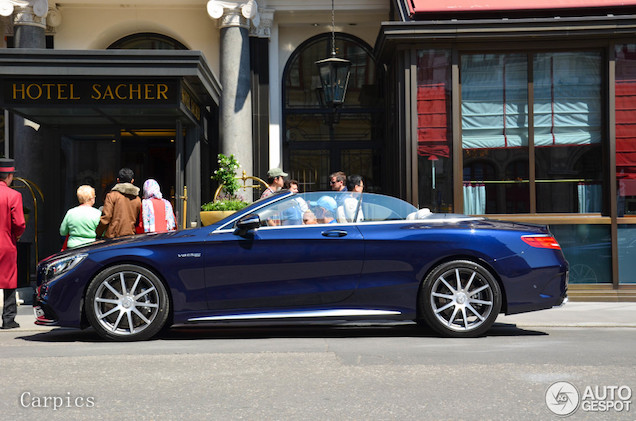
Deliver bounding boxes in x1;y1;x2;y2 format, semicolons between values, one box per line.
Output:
316;56;351;106
315;0;351;109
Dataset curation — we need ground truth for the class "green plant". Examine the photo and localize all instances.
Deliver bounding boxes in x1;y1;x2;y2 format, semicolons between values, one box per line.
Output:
201;153;249;211
201;199;248;211
212;153;241;197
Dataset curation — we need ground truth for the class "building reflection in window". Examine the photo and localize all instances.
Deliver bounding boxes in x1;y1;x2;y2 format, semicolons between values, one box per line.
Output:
459;51;603;214
551;224;611;284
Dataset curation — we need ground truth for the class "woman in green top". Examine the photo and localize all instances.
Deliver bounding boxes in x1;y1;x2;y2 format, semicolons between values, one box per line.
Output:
59;185;102;249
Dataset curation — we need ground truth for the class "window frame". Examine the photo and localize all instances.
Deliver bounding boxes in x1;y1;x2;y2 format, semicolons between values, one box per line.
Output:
281;33;384;192
454;47;609;216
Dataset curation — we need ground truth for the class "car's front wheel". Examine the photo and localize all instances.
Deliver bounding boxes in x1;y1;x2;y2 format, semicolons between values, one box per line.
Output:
85;264;169;341
419;260;501;338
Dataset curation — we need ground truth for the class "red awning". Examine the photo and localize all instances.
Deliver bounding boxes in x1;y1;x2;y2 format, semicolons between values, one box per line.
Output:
407;0;636;14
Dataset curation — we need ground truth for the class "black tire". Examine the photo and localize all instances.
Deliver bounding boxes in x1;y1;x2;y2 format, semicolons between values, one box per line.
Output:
85;264;169;341
419;260;501;338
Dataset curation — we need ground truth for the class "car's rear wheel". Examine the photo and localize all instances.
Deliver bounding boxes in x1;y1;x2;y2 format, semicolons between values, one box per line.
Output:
85;264;169;341
419;260;501;338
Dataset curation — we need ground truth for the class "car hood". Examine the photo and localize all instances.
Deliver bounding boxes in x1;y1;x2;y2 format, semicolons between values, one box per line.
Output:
39;231;183;265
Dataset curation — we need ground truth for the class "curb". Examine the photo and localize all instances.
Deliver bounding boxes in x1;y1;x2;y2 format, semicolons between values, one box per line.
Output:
496;322;636;328
4;301;636;333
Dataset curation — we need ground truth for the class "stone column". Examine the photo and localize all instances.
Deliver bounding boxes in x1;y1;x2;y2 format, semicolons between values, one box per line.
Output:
207;0;258;181
3;0;48;47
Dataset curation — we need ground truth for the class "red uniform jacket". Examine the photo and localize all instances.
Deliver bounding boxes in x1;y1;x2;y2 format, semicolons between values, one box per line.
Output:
0;180;26;289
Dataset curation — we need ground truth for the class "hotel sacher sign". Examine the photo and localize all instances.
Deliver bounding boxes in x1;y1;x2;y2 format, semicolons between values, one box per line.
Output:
2;78;180;105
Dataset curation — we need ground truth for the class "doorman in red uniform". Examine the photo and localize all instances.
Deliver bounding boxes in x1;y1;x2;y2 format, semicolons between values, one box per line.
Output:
0;158;26;329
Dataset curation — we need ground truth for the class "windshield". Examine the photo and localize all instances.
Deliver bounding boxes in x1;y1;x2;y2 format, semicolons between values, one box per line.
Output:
235;192;418;227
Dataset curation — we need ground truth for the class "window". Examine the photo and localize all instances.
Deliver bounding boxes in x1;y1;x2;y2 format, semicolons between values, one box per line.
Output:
461;54;529;150
616;43;636;216
460;51;603;214
615;44;636;285
551;224;611;284
251;192;417;227
283;34;383;192
461;53;529;214
416;50;453;212
534;52;602;213
107;33;188;50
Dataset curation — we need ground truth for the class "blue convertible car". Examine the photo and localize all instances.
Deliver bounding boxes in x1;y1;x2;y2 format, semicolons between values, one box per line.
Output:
34;191;568;341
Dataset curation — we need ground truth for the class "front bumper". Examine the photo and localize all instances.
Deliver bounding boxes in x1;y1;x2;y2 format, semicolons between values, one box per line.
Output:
33;284;59;326
33;300;59;326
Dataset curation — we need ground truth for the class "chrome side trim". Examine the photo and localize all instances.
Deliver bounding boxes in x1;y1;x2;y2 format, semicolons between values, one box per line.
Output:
187;309;401;322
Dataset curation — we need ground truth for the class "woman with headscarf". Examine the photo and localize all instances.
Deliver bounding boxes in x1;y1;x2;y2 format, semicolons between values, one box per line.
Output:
137;179;176;233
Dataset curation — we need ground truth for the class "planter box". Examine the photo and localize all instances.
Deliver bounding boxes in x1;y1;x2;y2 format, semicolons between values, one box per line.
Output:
200;210;236;226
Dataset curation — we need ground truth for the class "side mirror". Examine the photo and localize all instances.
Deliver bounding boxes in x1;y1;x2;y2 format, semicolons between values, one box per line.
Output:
234;214;260;236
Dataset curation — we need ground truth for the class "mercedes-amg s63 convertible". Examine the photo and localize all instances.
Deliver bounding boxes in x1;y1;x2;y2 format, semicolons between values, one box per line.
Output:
34;191;568;341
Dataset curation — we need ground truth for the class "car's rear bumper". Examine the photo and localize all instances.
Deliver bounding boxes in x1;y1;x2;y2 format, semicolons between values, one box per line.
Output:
503;266;568;315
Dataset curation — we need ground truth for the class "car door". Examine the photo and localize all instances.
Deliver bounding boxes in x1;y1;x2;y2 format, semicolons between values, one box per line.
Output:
349;194;422;299
203;195;364;311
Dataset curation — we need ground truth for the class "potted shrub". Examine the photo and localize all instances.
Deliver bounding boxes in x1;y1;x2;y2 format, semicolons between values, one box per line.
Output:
200;153;249;226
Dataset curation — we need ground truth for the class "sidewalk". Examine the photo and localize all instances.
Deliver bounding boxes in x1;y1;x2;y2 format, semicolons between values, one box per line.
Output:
2;301;636;333
495;301;636;328
2;305;55;332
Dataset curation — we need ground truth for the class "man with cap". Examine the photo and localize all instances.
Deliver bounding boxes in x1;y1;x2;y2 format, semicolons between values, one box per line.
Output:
0;158;26;329
261;167;288;199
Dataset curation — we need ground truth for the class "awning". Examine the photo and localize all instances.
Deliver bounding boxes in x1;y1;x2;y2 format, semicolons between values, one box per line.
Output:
406;0;636;15
0;49;221;127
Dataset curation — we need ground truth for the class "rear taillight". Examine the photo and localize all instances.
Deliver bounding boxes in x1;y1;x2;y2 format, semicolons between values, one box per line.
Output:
521;235;561;250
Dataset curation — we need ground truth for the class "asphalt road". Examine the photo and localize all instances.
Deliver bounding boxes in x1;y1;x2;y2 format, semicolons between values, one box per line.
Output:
1;321;635;421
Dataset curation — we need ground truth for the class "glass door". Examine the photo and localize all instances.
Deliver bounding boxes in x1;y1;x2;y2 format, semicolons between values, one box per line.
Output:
283;34;384;192
61;129;176;216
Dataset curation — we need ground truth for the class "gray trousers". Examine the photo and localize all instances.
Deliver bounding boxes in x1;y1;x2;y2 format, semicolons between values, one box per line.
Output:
2;289;17;325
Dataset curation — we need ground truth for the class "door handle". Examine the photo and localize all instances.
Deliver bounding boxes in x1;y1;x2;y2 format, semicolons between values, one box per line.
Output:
322;230;348;238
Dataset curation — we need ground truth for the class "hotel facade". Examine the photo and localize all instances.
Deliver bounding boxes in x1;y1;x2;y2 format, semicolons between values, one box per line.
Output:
1;0;635;299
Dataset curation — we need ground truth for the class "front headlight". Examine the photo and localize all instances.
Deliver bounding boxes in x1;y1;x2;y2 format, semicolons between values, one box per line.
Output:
43;253;88;283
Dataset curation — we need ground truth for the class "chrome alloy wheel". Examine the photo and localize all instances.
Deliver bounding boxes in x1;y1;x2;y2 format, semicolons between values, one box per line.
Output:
90;267;166;339
421;260;501;337
430;267;494;331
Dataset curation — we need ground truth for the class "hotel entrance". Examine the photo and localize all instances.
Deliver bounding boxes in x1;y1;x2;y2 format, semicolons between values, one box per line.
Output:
61;129;178;217
0;49;221;267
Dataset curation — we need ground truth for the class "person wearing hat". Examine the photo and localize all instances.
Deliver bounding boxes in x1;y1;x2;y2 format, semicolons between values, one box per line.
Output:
314;195;337;224
0;158;26;329
261;167;288;199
